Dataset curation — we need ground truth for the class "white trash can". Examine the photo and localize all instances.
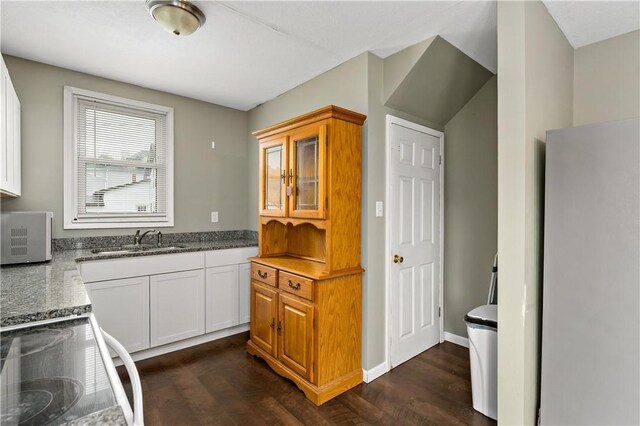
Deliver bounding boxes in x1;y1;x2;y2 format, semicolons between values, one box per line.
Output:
465;304;497;420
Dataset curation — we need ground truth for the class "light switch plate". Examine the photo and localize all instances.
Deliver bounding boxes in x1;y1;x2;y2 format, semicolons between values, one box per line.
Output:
211;212;219;222
375;201;384;217
211;141;216;149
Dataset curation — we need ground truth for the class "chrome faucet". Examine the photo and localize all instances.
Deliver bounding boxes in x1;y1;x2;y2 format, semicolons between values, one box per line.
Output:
134;229;157;246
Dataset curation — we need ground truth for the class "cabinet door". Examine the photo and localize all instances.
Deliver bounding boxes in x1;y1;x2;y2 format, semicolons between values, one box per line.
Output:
1;67;9;194
278;293;314;381
238;262;251;324
150;269;205;347
259;137;288;217
250;281;278;357
85;276;150;354
0;60;20;197
10;85;19;196
289;125;326;219
205;265;238;333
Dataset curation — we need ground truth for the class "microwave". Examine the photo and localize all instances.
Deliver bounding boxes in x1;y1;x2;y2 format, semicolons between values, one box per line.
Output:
1;211;53;265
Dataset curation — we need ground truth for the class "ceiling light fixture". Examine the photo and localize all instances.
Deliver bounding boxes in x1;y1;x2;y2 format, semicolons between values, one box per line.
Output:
146;0;206;36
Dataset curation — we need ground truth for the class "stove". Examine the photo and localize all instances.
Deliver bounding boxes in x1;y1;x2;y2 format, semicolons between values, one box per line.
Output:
0;316;129;425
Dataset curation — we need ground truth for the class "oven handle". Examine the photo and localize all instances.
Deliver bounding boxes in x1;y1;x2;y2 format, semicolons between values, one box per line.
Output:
101;328;144;426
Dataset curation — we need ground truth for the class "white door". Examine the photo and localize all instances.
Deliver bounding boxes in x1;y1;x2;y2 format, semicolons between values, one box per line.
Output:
150;269;205;347
388;118;442;368
85;276;150;354
205;264;239;333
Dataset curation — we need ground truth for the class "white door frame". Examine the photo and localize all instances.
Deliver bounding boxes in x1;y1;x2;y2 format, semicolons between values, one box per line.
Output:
384;114;444;369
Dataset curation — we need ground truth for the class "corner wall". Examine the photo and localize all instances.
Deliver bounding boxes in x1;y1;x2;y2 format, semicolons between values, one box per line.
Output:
365;53;443;369
497;1;573;424
443;76;497;338
2;55;249;238
574;30;640;126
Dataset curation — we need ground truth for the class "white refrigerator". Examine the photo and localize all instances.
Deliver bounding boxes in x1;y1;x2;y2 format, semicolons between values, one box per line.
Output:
540;118;639;425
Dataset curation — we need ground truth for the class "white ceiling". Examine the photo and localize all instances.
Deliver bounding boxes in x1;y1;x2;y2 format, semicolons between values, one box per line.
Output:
0;1;637;112
543;1;640;49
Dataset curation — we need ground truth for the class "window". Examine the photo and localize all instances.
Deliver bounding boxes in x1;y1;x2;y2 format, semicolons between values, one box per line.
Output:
64;86;174;229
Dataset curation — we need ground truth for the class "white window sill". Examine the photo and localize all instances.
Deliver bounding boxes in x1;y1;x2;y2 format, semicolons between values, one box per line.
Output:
64;220;174;230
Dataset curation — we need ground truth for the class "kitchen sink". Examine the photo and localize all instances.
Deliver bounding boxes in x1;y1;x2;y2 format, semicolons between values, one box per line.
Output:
90;245;185;255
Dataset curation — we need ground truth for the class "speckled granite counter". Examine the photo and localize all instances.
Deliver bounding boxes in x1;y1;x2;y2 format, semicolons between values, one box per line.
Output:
62;404;127;426
1;249;92;327
74;238;258;262
1;236;257;327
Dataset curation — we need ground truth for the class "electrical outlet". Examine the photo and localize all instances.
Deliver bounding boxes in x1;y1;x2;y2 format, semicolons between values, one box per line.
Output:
375;201;384;217
211;212;219;223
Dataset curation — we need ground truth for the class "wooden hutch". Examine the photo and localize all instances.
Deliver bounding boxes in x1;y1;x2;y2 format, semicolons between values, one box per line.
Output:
247;105;366;405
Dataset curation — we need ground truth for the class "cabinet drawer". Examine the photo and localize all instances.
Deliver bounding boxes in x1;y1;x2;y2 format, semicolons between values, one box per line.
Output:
251;263;277;287
278;271;314;301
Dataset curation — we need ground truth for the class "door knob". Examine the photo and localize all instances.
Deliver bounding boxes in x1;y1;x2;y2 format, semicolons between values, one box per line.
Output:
393;254;404;264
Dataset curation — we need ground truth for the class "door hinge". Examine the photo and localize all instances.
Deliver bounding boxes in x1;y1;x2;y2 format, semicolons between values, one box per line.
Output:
325;197;328;209
438;307;441;317
439;155;442;165
313;318;315;329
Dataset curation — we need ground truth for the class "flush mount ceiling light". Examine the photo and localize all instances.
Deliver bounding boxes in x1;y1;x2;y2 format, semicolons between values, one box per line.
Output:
146;0;206;36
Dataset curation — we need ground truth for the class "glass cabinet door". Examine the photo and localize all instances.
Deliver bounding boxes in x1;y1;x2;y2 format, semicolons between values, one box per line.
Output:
259;137;287;217
289;125;326;219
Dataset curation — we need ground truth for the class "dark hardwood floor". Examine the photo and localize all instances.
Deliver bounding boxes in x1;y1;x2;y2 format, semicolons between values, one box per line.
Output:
117;332;496;426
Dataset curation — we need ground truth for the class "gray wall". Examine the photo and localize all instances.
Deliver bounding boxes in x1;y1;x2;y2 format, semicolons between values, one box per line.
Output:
443;76;497;337
247;53;369;230
365;53;445;369
246;52;377;365
1;56;249;238
574;30;640;126
497;1;574;423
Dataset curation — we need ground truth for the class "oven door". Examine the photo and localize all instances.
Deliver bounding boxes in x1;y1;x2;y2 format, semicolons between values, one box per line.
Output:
0;314;140;425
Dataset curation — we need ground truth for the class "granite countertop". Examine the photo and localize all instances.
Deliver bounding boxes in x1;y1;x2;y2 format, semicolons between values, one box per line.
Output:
1;235;257;327
74;238;258;262
63;405;127;426
1;249;92;327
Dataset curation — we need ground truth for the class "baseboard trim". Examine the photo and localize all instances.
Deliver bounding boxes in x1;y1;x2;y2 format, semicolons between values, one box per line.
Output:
362;361;389;383
444;332;469;348
113;323;249;366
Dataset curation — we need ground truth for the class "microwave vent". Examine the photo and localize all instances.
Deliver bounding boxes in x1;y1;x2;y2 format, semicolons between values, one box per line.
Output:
10;227;28;256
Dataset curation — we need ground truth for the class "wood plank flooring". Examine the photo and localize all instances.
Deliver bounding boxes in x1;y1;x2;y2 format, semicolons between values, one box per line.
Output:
117;332;496;426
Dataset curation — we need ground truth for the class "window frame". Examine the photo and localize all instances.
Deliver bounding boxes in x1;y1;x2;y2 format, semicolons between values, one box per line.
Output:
63;86;174;229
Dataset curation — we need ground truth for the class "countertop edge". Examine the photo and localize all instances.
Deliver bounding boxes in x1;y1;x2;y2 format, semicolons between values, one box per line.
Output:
0;304;92;328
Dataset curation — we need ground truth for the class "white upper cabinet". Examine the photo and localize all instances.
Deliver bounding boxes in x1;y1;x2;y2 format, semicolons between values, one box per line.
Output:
1;56;20;197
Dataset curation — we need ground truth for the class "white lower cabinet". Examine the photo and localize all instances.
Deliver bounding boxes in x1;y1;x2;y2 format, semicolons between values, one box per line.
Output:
85;276;150;354
205;265;238;333
205;262;252;332
238;262;251;324
81;247;257;357
150;269;205;347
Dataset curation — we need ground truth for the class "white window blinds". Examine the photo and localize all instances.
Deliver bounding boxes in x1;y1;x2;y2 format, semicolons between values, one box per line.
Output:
64;86;174;229
76;99;168;219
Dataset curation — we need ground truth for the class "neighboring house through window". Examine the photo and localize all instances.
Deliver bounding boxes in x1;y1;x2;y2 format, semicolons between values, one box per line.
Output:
64;86;174;229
